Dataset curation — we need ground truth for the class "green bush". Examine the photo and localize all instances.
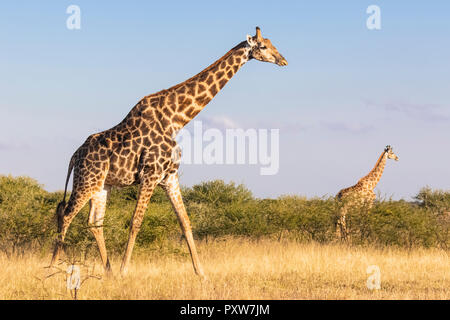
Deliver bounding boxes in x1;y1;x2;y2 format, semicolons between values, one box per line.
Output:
346;200;438;248
0;175;55;256
271;196;336;242
184;180;253;205
415;187;450;212
0;175;448;256
414;187;450;249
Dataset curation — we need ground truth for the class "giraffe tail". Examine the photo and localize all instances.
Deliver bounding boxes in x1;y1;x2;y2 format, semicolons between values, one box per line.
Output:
61;153;76;203
55;153;76;231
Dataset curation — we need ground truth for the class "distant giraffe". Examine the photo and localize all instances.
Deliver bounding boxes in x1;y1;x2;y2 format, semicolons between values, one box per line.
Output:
50;27;287;277
335;145;399;240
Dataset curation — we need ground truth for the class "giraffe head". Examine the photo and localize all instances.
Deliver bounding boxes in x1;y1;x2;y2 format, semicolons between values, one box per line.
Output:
385;145;399;161
246;27;288;66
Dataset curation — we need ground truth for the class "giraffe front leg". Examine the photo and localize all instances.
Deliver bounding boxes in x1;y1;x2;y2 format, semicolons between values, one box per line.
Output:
339;214;348;242
336;207;348;242
162;173;205;279
88;188;111;274
120;179;157;276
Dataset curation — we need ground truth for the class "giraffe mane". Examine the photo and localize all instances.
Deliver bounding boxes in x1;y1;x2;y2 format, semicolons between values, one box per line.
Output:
159;40;248;94
357;150;387;184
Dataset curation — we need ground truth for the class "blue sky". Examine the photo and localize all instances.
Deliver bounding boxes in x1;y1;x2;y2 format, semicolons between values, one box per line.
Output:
0;1;449;199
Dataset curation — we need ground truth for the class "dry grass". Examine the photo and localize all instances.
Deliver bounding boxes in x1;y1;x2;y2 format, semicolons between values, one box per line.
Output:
0;239;448;300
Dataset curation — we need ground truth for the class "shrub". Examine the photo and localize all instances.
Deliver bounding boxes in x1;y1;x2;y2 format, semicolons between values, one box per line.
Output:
415;187;450;212
184;180;253;205
0;175;448;254
414;187;450;249
0;175;55;256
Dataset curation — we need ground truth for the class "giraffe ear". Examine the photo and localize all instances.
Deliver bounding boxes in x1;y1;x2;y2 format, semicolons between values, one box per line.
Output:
246;34;257;47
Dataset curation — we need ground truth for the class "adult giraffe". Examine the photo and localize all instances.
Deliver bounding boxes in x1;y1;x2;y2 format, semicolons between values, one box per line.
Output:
335;145;399;241
50;27;287;277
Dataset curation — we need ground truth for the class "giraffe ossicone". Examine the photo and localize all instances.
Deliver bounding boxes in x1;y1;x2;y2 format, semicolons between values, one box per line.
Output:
50;27;288;277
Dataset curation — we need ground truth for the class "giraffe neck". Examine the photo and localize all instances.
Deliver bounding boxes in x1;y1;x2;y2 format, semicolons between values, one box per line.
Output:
145;40;251;135
359;151;387;190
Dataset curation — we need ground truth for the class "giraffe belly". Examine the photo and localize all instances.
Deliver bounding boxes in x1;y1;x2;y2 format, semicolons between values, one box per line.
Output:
104;169;138;187
104;151;140;187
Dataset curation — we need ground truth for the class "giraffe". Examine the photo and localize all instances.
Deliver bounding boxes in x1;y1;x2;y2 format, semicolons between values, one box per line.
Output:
50;27;287;277
335;145;399;241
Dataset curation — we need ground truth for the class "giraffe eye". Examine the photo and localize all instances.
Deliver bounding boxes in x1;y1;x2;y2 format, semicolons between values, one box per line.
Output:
260;46;267;49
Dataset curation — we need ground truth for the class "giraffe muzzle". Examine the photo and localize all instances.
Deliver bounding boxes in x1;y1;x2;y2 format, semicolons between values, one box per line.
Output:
277;58;288;66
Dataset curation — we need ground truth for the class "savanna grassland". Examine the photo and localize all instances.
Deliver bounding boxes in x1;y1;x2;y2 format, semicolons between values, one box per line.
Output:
0;175;448;299
0;240;448;299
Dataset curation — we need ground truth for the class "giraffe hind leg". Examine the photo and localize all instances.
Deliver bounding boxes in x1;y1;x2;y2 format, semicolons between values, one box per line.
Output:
50;189;93;267
50;166;108;267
